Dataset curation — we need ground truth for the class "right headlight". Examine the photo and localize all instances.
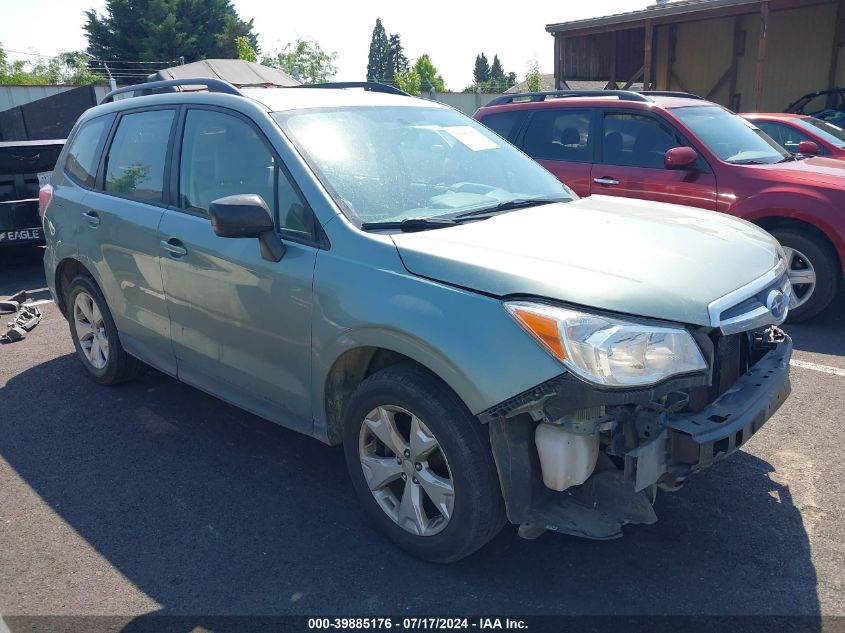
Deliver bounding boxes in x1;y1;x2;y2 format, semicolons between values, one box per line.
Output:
504;301;707;388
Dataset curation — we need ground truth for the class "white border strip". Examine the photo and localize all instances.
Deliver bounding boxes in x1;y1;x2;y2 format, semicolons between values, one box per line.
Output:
790;359;845;377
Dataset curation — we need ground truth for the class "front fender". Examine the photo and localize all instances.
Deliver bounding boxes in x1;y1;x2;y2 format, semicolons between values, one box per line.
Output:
310;238;564;432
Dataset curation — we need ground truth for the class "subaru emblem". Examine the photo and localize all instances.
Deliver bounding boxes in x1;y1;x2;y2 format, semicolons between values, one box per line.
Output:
766;289;786;321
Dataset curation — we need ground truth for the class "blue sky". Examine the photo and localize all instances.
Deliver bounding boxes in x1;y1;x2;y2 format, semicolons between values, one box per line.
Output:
1;0;647;89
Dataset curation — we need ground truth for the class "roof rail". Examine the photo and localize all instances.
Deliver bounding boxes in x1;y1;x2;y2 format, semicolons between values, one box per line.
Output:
638;90;704;100
485;90;650;107
291;81;408;96
100;78;242;104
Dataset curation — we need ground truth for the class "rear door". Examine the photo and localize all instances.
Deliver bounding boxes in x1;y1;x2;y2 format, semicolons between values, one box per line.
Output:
157;106;319;432
518;108;594;197
590;110;718;210
76;107;178;374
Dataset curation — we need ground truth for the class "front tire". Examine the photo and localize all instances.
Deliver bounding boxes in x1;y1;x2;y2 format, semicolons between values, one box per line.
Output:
66;275;142;385
770;228;839;322
343;363;505;562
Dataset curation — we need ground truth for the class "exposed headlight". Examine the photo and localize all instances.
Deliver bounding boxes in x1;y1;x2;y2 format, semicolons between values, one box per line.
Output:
504;301;707;387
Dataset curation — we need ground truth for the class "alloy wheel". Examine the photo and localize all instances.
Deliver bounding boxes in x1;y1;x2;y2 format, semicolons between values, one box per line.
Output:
783;246;817;308
358;405;455;536
73;291;109;369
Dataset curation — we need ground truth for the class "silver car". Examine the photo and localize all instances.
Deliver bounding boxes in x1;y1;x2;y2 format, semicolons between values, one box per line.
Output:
42;79;793;562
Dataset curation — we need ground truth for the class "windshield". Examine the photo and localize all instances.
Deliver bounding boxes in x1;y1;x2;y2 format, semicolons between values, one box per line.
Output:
673;105;788;164
273;106;573;225
795;117;845;148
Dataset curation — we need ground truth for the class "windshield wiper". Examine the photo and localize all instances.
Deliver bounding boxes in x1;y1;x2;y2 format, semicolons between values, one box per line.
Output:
453;197;568;220
361;217;458;232
778;154;808;162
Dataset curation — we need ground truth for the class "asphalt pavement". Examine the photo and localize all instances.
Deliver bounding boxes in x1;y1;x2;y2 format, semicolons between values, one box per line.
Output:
0;246;843;624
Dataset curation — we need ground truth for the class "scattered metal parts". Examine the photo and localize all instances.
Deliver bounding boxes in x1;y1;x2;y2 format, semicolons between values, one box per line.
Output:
0;292;41;343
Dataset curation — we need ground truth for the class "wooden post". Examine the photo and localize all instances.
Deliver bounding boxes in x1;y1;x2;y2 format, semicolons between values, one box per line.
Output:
644;20;653;90
554;35;562;90
664;24;676;90
728;16;743;110
753;0;769;110
609;31;618;89
828;0;845;99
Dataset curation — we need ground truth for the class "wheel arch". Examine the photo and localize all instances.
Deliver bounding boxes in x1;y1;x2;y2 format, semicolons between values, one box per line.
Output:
753;215;843;274
54;257;96;317
319;334;485;446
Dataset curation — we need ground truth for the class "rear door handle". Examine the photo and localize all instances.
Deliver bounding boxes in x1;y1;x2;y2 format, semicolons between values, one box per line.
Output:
82;210;100;227
160;238;187;258
593;177;620;186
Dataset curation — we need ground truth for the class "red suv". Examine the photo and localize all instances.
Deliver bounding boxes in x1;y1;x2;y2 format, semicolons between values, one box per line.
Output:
475;90;845;321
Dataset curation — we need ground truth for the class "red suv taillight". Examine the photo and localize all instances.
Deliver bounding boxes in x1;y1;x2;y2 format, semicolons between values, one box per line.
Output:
38;184;53;220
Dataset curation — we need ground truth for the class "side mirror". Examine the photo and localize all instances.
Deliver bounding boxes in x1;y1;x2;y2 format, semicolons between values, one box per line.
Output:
797;140;820;155
209;194;285;262
665;146;698;169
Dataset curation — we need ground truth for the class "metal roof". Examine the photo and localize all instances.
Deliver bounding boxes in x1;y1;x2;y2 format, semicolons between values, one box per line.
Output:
546;0;762;33
149;59;300;87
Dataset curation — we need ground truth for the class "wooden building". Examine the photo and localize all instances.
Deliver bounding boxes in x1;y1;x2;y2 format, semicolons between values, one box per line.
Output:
546;0;845;111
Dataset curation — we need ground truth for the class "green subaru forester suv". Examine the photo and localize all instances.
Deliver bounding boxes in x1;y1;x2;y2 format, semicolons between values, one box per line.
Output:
42;79;793;562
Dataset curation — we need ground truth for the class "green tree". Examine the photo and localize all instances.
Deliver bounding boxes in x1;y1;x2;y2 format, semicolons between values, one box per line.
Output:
84;0;257;83
525;57;542;93
414;54;446;93
490;55;503;83
473;53;490;84
384;33;409;84
366;17;390;82
395;69;421;96
235;35;256;62
0;44;102;85
262;38;338;84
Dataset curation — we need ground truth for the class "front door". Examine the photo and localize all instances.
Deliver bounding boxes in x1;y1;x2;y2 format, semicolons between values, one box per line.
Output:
158;107;319;432
590;111;718;210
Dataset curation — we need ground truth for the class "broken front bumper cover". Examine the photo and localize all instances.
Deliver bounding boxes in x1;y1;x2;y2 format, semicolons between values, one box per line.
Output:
487;332;792;540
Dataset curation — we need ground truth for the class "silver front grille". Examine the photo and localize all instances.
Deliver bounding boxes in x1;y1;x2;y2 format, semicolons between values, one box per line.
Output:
708;260;794;335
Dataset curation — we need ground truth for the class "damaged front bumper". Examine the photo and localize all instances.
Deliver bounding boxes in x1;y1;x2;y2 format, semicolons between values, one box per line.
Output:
483;328;792;540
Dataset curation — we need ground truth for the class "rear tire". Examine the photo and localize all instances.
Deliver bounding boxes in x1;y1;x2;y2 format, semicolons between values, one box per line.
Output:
770;228;839;322
66;275;143;385
342;363;506;562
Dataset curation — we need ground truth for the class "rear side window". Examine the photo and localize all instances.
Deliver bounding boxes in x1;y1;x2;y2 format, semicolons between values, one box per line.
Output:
522;109;592;162
65;115;113;187
480;110;529;143
104;109;174;202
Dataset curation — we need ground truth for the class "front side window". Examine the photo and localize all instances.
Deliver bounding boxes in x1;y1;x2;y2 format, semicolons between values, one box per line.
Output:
274;106;572;225
65;114;113;187
179;109;316;242
601;113;683;169
754;121;816;154
523;109;592;162
794;117;845;148
672;105;788;164
104;109;174;202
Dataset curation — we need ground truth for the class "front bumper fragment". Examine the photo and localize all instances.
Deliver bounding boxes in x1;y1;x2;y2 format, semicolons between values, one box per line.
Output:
660;332;791;486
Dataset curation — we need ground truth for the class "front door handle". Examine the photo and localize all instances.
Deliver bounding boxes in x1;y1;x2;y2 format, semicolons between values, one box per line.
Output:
82;210;100;227
593;177;620;186
160;238;187;258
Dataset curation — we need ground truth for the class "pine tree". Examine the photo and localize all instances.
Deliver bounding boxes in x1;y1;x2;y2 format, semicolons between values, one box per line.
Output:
473;53;490;84
84;0;257;83
366;18;390;82
385;33;409;83
490;55;503;82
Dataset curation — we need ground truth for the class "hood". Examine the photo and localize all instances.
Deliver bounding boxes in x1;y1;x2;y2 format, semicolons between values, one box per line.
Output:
755;155;845;186
391;195;782;327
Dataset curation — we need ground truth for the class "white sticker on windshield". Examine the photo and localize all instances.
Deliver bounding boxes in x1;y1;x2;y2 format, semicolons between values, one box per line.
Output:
443;126;499;151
